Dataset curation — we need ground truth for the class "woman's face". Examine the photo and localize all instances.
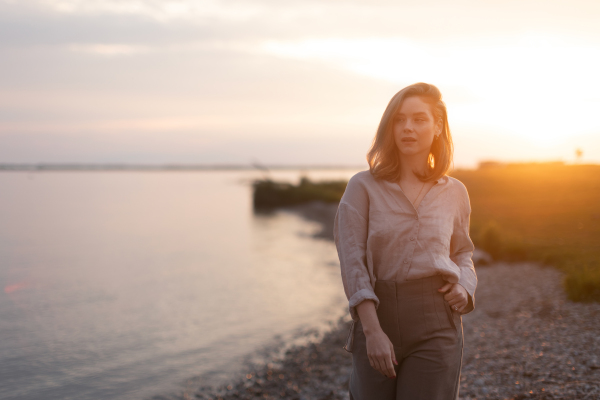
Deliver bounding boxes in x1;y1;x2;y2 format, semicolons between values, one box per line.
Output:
392;96;441;159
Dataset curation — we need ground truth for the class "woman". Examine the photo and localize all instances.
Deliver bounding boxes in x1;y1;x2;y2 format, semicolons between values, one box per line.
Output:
333;82;477;400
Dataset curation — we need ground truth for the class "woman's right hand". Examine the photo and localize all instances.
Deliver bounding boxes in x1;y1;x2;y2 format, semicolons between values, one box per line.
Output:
364;328;397;378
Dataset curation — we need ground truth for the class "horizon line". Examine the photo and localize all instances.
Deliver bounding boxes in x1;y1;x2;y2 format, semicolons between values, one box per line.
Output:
0;163;367;172
0;160;594;172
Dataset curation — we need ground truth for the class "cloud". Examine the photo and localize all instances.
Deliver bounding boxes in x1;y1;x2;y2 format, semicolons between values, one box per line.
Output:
3;0;600;50
2;0;600;164
37;0;266;22
67;43;151;55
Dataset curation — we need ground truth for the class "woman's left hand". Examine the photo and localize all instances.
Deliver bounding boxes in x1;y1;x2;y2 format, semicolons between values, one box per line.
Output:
438;283;468;313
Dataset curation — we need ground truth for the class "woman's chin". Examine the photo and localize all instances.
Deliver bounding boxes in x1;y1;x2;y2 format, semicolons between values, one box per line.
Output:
397;146;426;157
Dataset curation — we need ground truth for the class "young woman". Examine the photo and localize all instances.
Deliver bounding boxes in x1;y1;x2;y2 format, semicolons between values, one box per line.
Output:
333;83;477;400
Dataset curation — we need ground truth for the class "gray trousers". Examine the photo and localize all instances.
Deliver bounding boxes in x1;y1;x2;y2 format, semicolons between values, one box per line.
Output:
349;275;463;400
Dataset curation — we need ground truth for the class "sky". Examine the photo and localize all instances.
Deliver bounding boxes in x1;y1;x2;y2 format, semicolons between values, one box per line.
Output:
1;0;600;167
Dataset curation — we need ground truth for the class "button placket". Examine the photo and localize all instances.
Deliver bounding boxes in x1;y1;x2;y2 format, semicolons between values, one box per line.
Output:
400;220;419;281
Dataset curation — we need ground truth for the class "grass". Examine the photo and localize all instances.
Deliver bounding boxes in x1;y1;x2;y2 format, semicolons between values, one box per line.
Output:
252;162;600;302
452;162;600;302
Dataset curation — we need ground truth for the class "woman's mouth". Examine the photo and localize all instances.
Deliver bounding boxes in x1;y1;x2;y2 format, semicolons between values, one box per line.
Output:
401;137;417;143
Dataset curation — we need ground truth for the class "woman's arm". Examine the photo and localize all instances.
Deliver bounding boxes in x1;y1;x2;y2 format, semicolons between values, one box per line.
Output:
449;183;477;314
334;175;396;378
333;176;379;321
356;300;397;379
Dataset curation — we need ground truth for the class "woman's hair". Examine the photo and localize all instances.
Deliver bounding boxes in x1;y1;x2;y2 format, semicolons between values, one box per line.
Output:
367;82;453;182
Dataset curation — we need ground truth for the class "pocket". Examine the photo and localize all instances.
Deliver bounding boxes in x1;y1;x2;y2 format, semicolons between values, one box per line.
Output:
444;303;457;333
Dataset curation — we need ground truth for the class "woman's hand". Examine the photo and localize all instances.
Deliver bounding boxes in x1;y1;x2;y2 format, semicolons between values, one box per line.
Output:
438;282;468;312
364;328;397;379
355;300;397;378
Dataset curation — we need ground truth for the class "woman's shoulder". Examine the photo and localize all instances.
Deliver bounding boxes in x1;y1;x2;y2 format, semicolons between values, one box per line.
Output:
445;176;468;192
341;170;377;204
444;176;471;206
347;169;390;193
348;169;374;184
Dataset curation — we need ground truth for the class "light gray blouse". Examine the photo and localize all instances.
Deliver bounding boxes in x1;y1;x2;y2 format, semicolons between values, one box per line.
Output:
333;170;477;321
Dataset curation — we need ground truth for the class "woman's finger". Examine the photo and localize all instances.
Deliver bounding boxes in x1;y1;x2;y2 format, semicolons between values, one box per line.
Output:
446;288;467;301
448;296;464;305
373;357;387;377
448;298;466;310
444;291;459;302
438;283;453;293
382;357;395;378
374;353;395;378
368;355;375;370
369;355;381;375
445;293;466;305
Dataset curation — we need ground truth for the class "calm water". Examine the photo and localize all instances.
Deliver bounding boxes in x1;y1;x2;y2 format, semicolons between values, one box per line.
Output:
0;169;361;400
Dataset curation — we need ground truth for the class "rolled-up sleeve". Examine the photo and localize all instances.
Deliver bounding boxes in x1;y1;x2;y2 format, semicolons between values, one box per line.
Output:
333;177;378;321
450;185;477;314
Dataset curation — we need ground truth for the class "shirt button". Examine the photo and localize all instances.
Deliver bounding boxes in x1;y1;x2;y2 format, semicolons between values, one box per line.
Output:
403;260;409;264
410;237;415;241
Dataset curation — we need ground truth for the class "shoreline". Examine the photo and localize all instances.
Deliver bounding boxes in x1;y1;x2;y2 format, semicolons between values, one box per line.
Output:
193;316;353;400
189;202;600;400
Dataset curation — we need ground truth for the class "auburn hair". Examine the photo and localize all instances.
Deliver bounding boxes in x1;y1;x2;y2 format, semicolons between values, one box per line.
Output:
367;82;453;182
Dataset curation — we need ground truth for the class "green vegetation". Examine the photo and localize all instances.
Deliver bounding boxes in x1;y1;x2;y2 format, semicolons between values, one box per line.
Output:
253;177;347;208
452;162;600;302
252;163;600;302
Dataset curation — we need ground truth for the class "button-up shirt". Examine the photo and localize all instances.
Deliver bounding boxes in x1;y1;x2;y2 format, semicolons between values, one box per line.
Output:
333;170;477;321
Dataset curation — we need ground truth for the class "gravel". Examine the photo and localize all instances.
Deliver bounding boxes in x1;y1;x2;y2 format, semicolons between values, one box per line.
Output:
190;263;600;400
459;262;600;400
187;203;600;400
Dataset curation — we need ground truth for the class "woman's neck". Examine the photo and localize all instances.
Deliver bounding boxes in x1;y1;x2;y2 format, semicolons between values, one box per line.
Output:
399;153;428;183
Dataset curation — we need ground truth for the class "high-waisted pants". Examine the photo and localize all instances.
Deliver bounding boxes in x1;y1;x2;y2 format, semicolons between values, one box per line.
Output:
348;275;463;400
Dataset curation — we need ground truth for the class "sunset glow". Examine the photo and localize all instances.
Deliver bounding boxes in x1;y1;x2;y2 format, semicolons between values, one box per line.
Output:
263;34;600;147
1;0;600;165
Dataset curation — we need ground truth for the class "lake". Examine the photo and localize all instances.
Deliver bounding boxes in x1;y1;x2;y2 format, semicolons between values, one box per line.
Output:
0;168;361;400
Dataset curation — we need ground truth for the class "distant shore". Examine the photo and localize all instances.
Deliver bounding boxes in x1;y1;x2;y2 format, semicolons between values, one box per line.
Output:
189;202;600;400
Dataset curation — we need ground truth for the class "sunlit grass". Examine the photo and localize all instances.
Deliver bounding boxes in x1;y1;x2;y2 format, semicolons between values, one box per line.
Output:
452;162;600;302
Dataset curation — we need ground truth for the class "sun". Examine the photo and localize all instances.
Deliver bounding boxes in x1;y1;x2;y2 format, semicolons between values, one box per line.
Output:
262;34;600;149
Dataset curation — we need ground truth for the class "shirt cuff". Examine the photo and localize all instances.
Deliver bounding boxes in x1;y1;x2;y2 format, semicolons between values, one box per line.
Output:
457;274;476;314
348;288;379;321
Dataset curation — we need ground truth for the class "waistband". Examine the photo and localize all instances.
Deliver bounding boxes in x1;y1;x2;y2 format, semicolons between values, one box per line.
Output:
374;275;446;298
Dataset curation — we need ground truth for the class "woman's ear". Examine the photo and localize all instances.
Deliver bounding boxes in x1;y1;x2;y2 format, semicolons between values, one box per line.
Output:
436;119;443;136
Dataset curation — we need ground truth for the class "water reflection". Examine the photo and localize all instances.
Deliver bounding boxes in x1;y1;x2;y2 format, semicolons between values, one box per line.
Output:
0;169;360;400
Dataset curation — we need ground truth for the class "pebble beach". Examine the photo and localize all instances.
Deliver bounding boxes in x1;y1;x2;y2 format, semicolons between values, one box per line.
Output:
189;203;600;400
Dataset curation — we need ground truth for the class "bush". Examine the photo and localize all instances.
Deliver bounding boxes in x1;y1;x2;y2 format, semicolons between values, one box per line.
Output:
478;221;503;260
563;262;600;302
252;178;346;209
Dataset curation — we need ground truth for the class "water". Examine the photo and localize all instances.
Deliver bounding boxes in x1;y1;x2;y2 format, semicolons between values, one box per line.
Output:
0;169;361;400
